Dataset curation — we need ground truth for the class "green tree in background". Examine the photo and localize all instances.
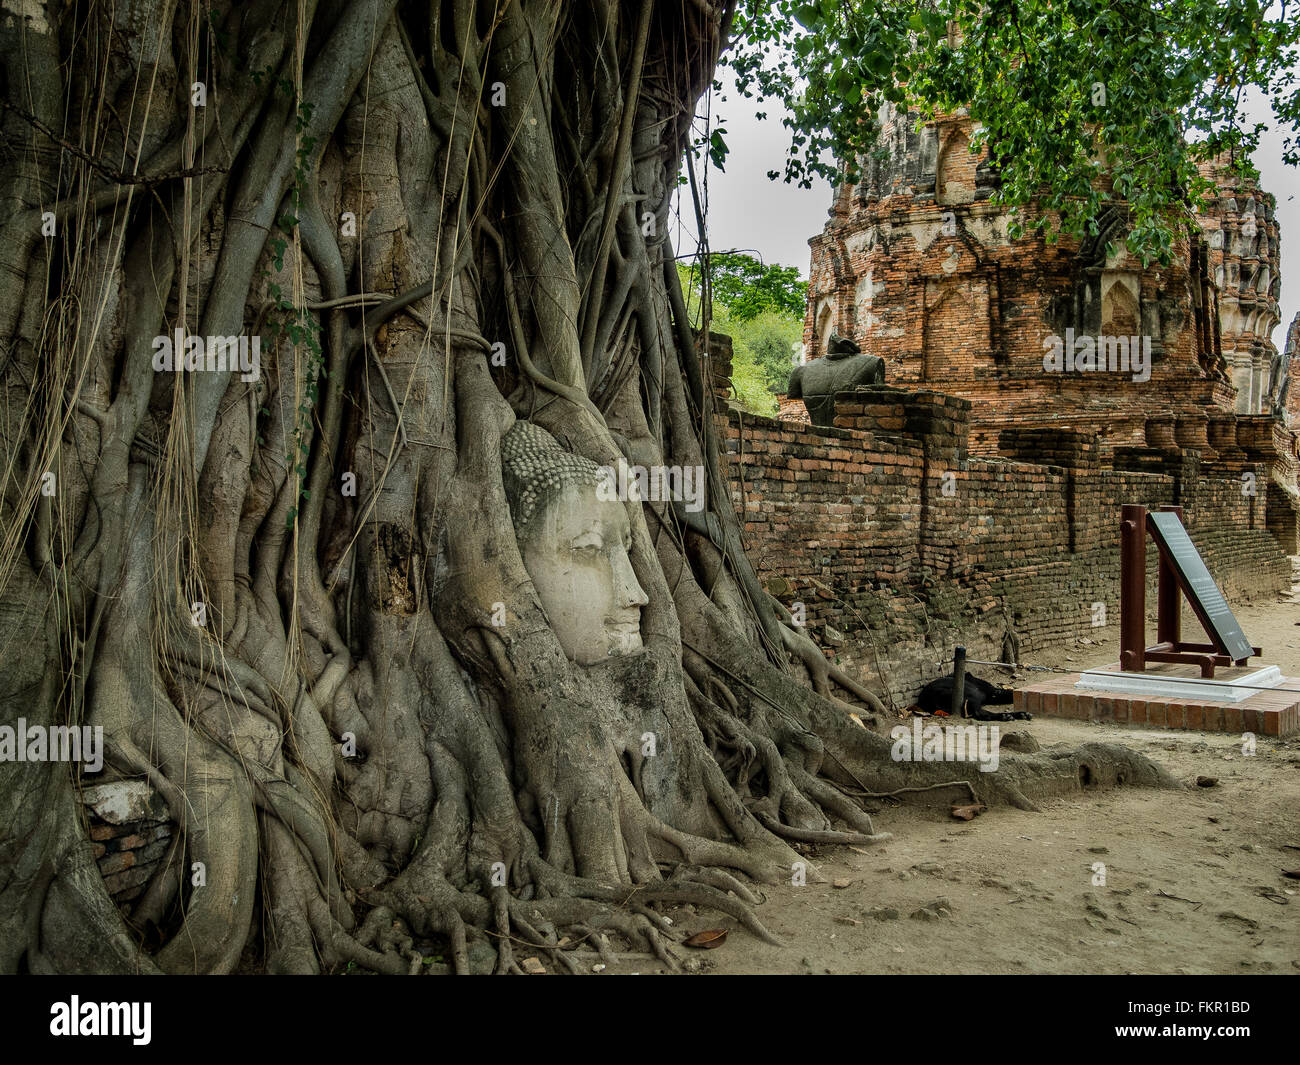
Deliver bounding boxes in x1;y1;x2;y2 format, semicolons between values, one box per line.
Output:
707;252;809;321
678;254;805;415
749;330;799;394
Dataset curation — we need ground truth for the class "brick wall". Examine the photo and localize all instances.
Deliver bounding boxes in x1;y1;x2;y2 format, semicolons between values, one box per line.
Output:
82;780;174;910
719;385;1291;710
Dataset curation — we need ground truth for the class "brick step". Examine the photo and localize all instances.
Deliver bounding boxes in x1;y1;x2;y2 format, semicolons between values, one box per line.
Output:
1014;674;1300;736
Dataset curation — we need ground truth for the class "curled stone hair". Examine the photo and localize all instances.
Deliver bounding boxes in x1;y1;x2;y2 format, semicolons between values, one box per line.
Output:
500;419;607;542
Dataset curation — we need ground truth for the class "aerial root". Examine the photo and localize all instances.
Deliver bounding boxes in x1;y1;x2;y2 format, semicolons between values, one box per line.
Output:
742;729;825;830
672;864;763;904
521;850;784;944
507;898;679;972
635;915;681;971
319;902;425;975
628;881;777;946
778;622;886;715
999;782;1043;812
490;886;519;975
306;898;409;975
438;904;471;975
507;909;584;974
643;807;784;882
754;811;890;846
787;764;890;839
573;924;620;967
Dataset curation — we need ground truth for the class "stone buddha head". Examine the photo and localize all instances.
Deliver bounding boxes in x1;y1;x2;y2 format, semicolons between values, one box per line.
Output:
501;420;649;665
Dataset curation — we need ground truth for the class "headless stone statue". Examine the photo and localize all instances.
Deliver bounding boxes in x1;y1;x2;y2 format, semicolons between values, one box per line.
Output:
786;333;885;427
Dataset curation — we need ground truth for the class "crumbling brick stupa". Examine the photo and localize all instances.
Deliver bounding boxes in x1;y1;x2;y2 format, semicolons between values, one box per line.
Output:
1197;155;1285;415
793;103;1300;552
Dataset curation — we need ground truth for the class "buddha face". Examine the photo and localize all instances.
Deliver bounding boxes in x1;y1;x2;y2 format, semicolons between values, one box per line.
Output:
520;482;649;665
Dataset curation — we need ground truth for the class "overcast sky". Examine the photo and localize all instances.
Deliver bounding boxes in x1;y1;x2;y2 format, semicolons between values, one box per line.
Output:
672;76;1300;351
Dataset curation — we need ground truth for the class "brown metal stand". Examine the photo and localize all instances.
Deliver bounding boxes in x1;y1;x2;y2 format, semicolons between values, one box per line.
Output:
1119;504;1147;672
1118;504;1261;678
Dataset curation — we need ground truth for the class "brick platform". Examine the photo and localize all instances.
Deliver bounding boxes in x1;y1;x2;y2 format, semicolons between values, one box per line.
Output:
1014;667;1300;737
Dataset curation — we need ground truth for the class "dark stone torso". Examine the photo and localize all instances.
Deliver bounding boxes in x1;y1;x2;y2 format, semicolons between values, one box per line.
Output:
788;353;886;426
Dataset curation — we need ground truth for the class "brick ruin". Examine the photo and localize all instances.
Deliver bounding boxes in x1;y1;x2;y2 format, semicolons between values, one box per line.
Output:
708;330;1291;710
81;780;174;912
702;106;1300;707
1197;155;1288;418
801;105;1294;422
791;104;1300;553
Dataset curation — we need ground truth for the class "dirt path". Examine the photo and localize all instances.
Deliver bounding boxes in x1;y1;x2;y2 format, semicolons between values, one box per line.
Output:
649;570;1300;975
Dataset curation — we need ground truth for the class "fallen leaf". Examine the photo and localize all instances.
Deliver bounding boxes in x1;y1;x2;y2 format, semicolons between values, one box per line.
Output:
833;878;851;888
682;928;728;949
521;957;546;975
1195;776;1219;788
951;803;986;821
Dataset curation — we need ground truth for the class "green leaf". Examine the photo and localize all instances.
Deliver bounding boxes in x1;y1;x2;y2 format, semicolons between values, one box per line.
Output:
794;4;820;31
865;50;892;77
708;128;730;171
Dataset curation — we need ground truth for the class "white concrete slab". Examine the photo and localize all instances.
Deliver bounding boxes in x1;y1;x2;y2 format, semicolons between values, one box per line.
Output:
1074;665;1284;704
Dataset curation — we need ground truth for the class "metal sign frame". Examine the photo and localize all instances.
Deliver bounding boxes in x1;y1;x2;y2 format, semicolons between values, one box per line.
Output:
1118;504;1261;678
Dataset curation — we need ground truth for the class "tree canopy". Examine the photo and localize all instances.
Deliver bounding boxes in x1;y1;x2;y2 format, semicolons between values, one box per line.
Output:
724;0;1300;262
701;251;809;321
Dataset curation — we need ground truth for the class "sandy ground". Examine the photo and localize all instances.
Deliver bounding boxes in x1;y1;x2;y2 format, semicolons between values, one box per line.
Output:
621;565;1300;975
